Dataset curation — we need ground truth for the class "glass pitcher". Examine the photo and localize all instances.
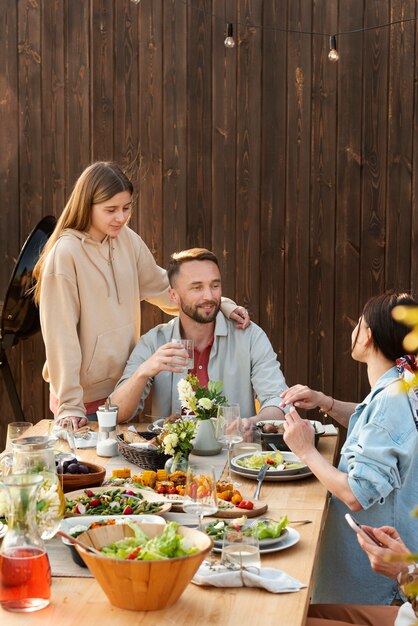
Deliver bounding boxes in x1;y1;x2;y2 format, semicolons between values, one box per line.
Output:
3;436;65;539
0;474;51;612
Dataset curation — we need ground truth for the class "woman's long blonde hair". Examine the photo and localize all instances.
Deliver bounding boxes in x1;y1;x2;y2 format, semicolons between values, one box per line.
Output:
33;162;133;304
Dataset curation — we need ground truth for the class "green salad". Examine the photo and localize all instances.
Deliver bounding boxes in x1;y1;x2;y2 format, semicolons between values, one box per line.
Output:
235;451;303;470
205;516;288;542
100;521;199;561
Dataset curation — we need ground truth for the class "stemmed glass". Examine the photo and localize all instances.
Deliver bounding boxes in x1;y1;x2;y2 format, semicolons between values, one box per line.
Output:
182;463;218;531
215;404;243;483
5;422;33;450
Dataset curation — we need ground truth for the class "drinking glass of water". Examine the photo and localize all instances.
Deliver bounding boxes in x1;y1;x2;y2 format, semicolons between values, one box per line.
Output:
182;463;218;530
215;404;243;482
172;339;194;370
221;526;260;569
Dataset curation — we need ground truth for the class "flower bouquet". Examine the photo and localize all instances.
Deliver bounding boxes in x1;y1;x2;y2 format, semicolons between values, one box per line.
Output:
157;417;197;473
177;374;227;420
177;375;227;455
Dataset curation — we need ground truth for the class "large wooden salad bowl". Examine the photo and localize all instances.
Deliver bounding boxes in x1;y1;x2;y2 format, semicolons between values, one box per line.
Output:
75;522;212;611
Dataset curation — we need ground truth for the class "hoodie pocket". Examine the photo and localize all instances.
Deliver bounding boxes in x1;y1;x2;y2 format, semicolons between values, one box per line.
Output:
85;322;135;385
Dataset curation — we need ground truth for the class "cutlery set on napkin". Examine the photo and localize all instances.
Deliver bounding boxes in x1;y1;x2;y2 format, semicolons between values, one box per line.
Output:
192;560;306;593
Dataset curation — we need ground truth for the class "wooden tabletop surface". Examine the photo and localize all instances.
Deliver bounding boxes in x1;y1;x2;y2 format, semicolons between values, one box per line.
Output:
0;420;338;626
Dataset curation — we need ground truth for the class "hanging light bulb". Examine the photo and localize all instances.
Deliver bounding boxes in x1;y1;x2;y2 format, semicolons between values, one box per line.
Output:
328;35;339;62
224;23;235;49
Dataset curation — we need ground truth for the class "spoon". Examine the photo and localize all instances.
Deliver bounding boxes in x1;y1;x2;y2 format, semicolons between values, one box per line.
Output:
57;530;104;557
0;521;7;538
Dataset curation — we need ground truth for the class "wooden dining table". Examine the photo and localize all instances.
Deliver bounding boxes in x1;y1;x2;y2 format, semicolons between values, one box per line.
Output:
0;419;338;626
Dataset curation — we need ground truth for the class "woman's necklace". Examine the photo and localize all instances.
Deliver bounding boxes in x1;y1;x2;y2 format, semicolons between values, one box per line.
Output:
98;238;114;265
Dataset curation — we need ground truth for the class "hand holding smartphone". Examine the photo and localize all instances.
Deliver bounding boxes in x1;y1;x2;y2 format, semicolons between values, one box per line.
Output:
345;513;384;547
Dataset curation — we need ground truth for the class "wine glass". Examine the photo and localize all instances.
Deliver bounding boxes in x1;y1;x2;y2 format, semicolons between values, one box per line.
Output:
5;422;33;450
215;404;243;482
182;463;218;531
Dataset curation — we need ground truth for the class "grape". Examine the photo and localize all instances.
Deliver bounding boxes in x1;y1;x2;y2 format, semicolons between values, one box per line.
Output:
67;463;81;474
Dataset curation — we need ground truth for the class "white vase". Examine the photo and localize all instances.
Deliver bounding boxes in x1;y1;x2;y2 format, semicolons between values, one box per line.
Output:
192;419;222;456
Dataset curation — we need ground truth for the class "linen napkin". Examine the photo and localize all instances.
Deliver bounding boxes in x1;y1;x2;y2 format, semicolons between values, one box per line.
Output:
51;425;97;449
192;560;306;593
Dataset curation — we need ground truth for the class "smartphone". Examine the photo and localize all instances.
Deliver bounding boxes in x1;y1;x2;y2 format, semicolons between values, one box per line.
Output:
344;513;384;546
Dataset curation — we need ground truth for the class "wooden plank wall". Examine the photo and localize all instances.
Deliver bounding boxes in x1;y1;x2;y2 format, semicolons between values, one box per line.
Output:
1;0;418;447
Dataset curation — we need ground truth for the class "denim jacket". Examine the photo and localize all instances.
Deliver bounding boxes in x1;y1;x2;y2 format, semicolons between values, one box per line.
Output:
313;367;418;605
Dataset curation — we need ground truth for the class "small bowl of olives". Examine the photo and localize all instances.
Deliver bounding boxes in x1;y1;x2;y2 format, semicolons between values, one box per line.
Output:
56;456;106;493
256;420;325;452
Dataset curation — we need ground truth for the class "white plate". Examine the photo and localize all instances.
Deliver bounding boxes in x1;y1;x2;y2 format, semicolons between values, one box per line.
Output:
231;451;307;476
59;514;166;544
231;466;313;482
147;419;165;433
211;527;289;549
212;527;300;554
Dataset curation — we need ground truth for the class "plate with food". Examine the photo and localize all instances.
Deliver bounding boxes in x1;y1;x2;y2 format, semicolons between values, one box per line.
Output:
205;516;289;548
147;413;182;433
143;472;267;517
231;450;310;480
210;525;300;554
64;486;172;517
256;419;325;452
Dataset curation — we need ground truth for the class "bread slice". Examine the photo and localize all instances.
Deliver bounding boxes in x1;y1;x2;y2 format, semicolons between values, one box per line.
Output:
123;430;148;444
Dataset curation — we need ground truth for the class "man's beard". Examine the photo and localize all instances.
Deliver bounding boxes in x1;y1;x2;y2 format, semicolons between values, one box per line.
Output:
180;299;221;323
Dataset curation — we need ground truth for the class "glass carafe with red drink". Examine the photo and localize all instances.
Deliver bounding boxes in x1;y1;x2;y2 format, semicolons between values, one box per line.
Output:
0;474;51;612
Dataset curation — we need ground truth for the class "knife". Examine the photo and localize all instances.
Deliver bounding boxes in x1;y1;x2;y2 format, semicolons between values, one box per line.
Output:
253;464;268;501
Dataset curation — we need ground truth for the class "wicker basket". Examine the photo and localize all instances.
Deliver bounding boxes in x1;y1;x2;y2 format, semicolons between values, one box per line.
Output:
117;432;170;470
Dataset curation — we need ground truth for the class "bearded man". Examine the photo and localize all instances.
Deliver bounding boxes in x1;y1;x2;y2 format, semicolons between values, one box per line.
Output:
112;248;288;424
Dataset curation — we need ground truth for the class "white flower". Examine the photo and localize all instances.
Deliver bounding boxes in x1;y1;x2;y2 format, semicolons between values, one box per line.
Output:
177;378;195;410
163;433;179;455
198;397;213;410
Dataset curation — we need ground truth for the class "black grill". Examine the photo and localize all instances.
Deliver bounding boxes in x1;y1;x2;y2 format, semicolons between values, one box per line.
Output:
0;216;56;420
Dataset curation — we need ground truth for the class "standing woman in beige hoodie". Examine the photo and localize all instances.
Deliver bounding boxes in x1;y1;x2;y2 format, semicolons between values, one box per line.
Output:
33;162;247;429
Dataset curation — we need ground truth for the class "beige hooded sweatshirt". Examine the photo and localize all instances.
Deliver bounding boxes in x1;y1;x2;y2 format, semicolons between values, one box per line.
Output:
40;226;237;419
40;226;179;419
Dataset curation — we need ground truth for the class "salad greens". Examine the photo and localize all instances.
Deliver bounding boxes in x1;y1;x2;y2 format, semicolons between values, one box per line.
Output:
204;516;288;542
100;521;198;561
246;517;288;540
235;451;303;470
65;488;163;515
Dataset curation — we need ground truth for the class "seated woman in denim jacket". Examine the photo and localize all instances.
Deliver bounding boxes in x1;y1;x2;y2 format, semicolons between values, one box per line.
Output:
280;292;418;605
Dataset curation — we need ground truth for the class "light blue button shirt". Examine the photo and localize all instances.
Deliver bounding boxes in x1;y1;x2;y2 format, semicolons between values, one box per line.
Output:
313;367;418;605
116;313;289;419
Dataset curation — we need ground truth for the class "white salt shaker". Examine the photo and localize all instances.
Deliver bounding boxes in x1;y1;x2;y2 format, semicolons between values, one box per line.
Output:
96;399;119;457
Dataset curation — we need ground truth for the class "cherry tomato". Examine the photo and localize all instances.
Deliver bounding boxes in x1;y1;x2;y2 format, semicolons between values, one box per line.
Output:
126;547;141;560
157;486;166;494
238;500;254;510
168;487;178;494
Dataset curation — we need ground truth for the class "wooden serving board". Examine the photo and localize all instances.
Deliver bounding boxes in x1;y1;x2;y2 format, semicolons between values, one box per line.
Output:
215;500;268;519
153;497;267;518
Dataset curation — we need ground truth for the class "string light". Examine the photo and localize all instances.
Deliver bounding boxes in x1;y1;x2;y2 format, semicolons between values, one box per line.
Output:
130;1;418;61
224;23;235;49
328;35;339;62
